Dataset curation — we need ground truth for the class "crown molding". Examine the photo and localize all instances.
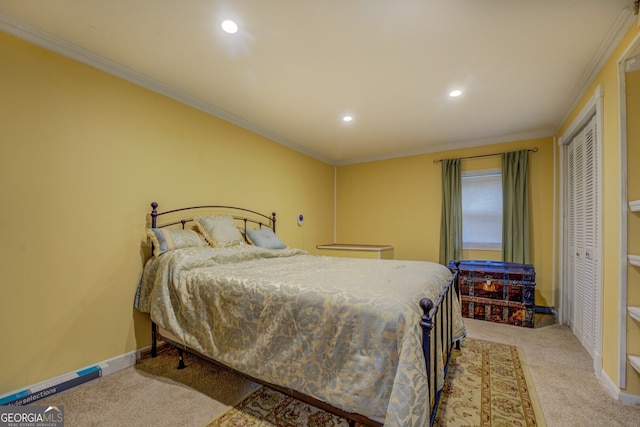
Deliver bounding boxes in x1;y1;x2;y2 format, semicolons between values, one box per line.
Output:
0;13;334;165
554;7;636;133
334;129;554;166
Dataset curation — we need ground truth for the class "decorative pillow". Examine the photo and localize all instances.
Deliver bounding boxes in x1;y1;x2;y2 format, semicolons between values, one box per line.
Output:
246;227;286;249
194;215;246;248
147;228;207;257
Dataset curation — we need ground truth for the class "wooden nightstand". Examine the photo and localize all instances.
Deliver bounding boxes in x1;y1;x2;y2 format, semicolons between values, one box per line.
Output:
316;243;394;259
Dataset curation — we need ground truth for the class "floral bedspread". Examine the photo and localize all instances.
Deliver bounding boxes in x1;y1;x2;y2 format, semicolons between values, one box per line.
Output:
135;245;465;426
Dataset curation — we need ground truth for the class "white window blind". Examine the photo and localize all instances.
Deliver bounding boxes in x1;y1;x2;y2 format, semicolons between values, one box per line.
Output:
461;170;502;250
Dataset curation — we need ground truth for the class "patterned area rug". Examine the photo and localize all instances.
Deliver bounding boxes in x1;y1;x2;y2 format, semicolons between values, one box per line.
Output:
205;338;545;427
435;338;546;426
205;386;349;427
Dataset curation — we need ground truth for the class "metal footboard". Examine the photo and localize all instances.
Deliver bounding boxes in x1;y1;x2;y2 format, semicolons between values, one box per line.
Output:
420;261;460;426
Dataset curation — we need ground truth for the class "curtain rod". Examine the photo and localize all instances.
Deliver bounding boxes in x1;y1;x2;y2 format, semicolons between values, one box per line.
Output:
432;147;538;164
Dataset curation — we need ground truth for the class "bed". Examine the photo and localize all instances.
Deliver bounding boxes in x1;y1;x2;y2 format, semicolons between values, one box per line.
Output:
135;202;465;426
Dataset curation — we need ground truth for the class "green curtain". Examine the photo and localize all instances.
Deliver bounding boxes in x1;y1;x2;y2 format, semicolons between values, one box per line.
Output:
439;158;462;265
502;150;530;264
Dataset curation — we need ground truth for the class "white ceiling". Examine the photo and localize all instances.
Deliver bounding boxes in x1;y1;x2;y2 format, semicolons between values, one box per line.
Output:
0;1;635;165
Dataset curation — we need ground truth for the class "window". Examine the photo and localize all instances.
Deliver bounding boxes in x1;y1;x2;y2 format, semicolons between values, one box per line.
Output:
461;169;502;250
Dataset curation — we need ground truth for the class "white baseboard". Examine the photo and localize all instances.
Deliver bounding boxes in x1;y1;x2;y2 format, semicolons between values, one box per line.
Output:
619;390;640;404
0;349;140;406
599;367;640;404
600;368;621;399
101;350;138;376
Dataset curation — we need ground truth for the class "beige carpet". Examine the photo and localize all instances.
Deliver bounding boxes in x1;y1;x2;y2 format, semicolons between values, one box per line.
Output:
35;346;260;427
465;315;640;426
31;315;640;426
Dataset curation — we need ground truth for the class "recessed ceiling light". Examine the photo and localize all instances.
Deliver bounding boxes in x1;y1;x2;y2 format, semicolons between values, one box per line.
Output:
342;115;353;122
449;90;462;97
221;20;238;34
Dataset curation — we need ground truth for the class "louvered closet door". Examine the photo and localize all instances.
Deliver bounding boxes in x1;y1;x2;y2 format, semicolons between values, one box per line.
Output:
567;114;599;358
567;132;578;333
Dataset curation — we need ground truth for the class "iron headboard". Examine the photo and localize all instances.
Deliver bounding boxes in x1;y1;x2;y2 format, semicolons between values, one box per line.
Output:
149;202;277;233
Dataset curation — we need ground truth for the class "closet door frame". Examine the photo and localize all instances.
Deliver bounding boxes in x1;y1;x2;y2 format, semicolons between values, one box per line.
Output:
558;85;603;375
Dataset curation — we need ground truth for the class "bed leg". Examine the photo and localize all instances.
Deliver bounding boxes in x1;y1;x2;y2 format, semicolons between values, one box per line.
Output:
177;348;186;370
151;322;157;358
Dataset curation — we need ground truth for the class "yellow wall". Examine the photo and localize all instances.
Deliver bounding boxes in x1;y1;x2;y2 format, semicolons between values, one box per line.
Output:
336;137;555;307
626;69;640;394
554;23;640;394
0;32;334;395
